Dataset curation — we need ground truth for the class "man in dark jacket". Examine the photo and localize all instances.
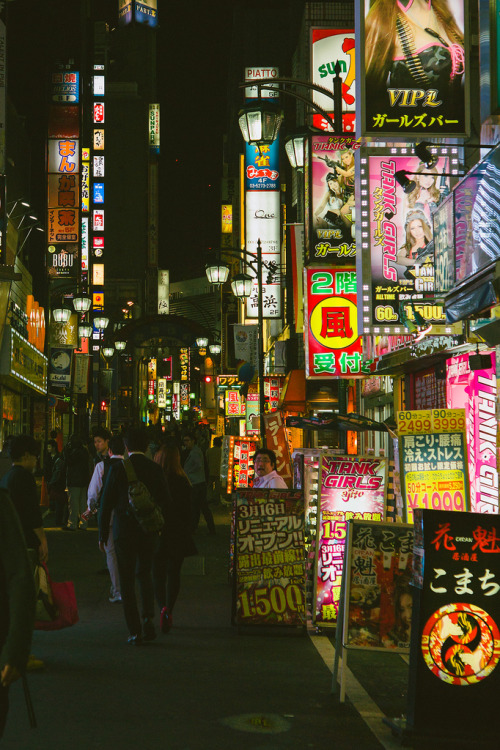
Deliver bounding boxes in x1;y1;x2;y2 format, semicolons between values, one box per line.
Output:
98;428;171;645
0;489;36;737
63;434;91;530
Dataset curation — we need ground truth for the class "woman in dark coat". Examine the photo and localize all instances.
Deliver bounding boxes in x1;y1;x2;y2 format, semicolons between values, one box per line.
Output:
153;443;197;633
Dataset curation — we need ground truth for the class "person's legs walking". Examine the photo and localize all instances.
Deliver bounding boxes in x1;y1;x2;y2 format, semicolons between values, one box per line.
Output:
136;533;156;639
115;537;141;639
104;526;121;601
66;486;78;529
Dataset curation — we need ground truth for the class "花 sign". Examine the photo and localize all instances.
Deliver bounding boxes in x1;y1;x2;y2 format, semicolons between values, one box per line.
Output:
305;266;372;379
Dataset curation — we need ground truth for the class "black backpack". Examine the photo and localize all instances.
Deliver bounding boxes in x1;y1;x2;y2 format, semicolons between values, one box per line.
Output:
122;458;164;534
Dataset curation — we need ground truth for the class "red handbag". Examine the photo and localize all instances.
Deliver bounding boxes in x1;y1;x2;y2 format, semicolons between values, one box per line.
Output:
34;563;79;631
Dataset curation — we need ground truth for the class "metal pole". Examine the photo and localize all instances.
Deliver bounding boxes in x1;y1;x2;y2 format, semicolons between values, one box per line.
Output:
333;62;343;134
256;238;266;446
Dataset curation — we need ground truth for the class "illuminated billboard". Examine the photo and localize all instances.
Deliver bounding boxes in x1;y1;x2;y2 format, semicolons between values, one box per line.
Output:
357;0;469;136
305;266;373;379
245;192;281;319
358;145;460;333
311;28;355;132
306;135;358;263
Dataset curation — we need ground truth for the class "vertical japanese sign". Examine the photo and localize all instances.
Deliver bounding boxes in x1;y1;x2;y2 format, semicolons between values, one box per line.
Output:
263;411;292;486
234;489;306;627
305;266;372;379
398;409;469;523
179;348;189;381
227;437;258;492
307;135;358;264
357;0;469;136
358;146;459;333
315;455;387;626
447;353;498;514
311;28;355;132
344;521;414;650
225;390;245;417
244;65;281;321
408;509;500;743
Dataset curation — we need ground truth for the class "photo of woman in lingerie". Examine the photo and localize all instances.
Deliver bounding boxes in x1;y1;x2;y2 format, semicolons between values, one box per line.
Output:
312;145;356;249
314;172;344;228
364;0;466;133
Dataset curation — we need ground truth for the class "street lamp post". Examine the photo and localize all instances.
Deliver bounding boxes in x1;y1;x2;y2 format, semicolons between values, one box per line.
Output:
206;238;270;446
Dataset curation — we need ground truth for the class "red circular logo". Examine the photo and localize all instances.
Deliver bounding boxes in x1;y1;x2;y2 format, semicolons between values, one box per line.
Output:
421;603;500;685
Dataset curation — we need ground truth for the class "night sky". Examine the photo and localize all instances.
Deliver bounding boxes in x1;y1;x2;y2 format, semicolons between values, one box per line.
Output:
5;0;296;290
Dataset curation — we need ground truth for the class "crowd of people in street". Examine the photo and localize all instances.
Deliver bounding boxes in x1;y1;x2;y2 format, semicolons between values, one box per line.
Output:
0;420;289;738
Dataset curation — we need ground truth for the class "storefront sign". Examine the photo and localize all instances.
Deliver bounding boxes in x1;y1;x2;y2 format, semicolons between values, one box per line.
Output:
245;391;259;435
447;353;498;513
47;208;78;243
157;378;167;408
233;324;258;367
244;67;279;99
225;436;258;492
408;509;500;742
344;521;414;650
311;28;355;132
305;266;372;379
315;455;387;626
47;243;78;278
73;354;89;394
51;71;79;104
358;146;459;333
179;348;189;381
398;409;469;523
358;0;469;136
1;329;47;394
225;389;245;417
48;345;72;387
234;489;305;627
307;135;357;263
244;191;281;319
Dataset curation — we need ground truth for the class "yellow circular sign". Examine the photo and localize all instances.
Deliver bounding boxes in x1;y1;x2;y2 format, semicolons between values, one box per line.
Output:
310;297;358;349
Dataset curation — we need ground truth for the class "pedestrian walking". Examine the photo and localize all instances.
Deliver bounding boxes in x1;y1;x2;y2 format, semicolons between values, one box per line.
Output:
63;434;92;530
87;431;121;603
182;432;216;535
205;436;222;505
153;443;197;633
0;489;36;739
98;427;171;645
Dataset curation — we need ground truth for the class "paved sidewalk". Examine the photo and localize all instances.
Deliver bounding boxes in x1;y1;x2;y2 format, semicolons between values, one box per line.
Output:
4;505;399;750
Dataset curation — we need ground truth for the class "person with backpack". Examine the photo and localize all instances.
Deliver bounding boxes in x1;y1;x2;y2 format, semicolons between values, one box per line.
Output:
98;428;171;645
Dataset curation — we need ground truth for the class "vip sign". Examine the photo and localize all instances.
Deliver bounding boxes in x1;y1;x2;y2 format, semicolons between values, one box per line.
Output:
305;267;372;379
311;28;355;132
358;146;460;334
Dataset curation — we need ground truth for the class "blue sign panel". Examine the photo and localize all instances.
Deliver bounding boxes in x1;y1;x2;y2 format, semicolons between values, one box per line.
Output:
245;139;280;191
135;0;158;27
93;183;104;204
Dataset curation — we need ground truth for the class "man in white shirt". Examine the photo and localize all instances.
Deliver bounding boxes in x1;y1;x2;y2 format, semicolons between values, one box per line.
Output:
252;449;288;489
87;431;122;603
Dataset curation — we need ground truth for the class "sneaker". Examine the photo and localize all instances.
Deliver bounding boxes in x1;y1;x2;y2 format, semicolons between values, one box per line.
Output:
143;618;156;641
27;655;45;671
160;607;173;634
109;594;122;604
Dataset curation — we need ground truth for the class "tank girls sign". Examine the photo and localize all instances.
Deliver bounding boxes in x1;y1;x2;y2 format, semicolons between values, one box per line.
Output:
306;135;359;264
408;509;500;742
356;0;469;136
358;145;459;334
314;455;387;626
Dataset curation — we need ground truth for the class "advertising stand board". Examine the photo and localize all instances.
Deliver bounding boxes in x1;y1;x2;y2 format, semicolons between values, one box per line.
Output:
315;456;387;627
233;489;306;629
398;409;469;523
405;509;500;744
333;520;414;702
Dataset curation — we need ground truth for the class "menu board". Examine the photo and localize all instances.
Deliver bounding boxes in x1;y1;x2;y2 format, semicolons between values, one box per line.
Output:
343;521;414;651
234;489;305;627
398;409;469;523
315;455;387;626
408;509;500;742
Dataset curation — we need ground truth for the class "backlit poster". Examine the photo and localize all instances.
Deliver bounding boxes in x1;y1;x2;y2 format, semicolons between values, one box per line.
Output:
344;521;414;650
358;146;459;333
244;192;281;319
357;0;469;136
446;352;498;514
234;489;305;627
307;135;358;263
398;409;469;523
408;509;500;743
315;455;387;626
311;28;356;133
305;266;373;379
